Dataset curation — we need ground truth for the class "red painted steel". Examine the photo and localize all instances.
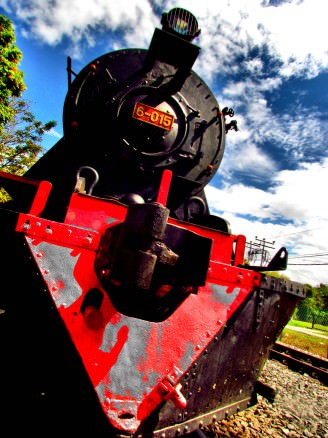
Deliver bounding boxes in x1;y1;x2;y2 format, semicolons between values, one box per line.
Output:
16;185;261;434
156;169;173;206
29;180;53;216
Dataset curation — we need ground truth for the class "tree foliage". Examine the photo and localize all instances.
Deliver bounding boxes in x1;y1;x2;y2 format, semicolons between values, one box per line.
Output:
302;283;328;311
313;283;328;311
0;15;26;130
0;97;56;175
262;271;290;280
294;283;328;328
0;97;56;202
0;15;57;202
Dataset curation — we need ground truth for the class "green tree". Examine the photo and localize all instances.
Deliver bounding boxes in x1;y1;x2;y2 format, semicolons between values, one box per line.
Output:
0;15;26;131
314;283;328;311
303;296;319;328
296;283;328;328
304;283;313;298
0;97;56;202
0;97;56;174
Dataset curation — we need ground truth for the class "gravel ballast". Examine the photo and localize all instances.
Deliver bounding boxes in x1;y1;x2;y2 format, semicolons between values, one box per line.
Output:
204;359;328;437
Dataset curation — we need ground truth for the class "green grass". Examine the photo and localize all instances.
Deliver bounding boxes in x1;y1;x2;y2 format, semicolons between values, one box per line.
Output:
280;328;328;358
288;319;328;333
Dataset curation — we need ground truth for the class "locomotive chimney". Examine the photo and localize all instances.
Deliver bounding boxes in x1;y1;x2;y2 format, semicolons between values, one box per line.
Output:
144;7;201;91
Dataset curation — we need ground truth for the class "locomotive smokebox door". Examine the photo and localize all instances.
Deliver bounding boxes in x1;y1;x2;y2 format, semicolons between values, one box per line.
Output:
44;6;227;222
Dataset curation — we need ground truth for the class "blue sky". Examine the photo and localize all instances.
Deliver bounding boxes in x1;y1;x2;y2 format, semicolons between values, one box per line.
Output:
1;0;328;287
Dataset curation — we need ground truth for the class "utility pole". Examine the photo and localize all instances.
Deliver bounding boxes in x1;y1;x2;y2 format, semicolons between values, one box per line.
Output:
246;237;275;265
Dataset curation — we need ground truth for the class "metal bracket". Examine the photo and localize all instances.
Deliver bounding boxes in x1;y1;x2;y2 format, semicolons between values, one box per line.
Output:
159;376;187;410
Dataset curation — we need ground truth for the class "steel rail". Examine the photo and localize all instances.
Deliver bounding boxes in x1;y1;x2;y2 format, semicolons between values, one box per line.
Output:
269;341;328;386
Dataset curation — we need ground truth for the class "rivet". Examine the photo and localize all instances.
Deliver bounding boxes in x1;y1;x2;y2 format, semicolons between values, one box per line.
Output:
85;235;93;244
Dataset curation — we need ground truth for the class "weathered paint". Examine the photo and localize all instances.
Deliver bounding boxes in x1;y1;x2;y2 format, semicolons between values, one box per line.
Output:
19;187;261;434
24;240;258;433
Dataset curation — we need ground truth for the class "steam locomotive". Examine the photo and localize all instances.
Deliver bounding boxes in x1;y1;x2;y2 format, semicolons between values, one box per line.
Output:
0;8;305;437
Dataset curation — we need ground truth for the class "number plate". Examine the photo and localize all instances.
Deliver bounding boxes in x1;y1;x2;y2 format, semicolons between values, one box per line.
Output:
132;102;175;131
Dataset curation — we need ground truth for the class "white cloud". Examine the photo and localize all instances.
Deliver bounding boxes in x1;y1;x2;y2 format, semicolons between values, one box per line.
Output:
206;158;328;286
271;161;328;221
220;141;276;182
206;182;272;218
5;0;158;57
173;0;328;83
255;1;328;78
218;75;327;180
4;0;328;74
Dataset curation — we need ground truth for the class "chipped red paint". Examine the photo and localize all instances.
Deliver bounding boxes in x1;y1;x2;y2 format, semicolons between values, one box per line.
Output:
17;174;261;434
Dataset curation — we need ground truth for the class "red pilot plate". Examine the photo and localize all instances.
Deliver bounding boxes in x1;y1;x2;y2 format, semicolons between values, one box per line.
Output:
132;102;175;130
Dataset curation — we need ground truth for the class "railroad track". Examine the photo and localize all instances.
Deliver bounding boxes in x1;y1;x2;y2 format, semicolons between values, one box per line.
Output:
269;341;328;386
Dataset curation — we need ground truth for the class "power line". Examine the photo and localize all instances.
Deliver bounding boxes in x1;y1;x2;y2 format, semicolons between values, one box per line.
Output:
267;227;322;239
246;237;328;267
288;252;328;265
289;252;328;259
246;237;275;265
288;263;328;266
